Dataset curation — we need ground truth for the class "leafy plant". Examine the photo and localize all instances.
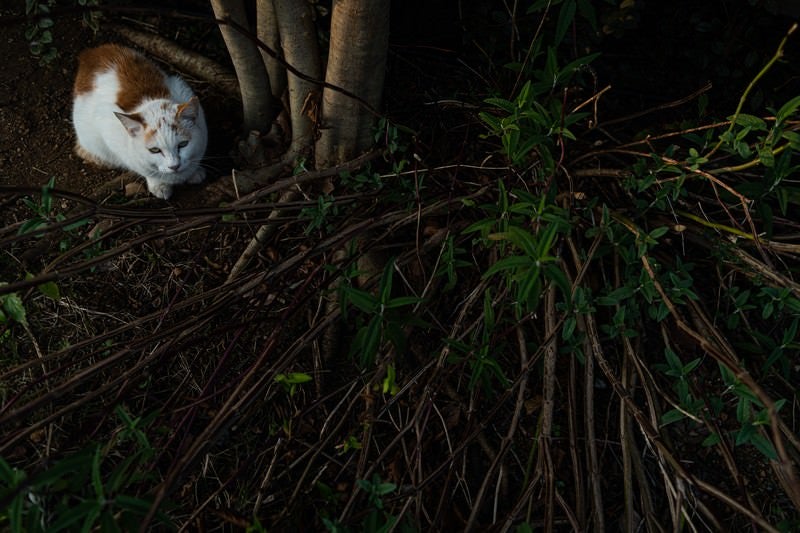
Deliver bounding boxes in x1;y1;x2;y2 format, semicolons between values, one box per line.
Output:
274;372;313;396
0;287;27;327
301;194;339;235
0;406;171;532
341;258;424;367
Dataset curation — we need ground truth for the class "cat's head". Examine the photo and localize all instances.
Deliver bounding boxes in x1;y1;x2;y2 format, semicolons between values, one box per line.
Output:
114;97;206;176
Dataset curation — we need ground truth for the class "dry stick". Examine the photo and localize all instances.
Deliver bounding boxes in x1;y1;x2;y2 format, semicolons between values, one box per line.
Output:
726;244;800;296
640;250;800;510
613;241;667;533
621;337;680;533
680;311;759;514
579;312;606;533
0;263;265;386
554;491;582;531
112;25;240;98
143;264;327;532
581;246;725;530
622;342;671;533
227;150;381;281
619;349;635;533
687;297;800;505
158;193;488;529
0;152;382;298
541;285;558;533
227;189;299;281
563;242;605;533
339;282;521;526
0;304;201;428
281;384;364;518
0;243;260;431
463;324;531;531
600;82;713;128
337;243;496;524
566;329;586;527
614;208;800;511
584;306;780;531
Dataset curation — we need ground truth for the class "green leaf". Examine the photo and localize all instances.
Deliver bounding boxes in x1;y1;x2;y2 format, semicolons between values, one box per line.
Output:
2;293;27;325
378;259;395;305
749;432;778;460
730;113;767;131
683;357;701;374
25;25;38;40
562;315;576;340
484;97;516;114
344;287;378;314
660;409;686;425
48;501;98;532
664;347;682;373
490;226;538;257
374;481;397;496
64;218;90;232
555;1;577;47
758;146;775;167
384;296;421;309
37;281;60;300
91;445;104;502
80;502;103;533
285;372;312;385
702;432;721;447
483;255;531;278
17;217;47;235
782;130;800;149
648;226;669;240
775;95;800;124
361;315;382;367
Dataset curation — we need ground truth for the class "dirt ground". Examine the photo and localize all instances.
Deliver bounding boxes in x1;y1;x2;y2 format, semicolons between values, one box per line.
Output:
0;14;236;208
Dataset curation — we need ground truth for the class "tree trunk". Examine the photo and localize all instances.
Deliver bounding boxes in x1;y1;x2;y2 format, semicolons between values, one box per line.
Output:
255;0;287;101
211;0;274;132
273;0;323;157
315;0;390;167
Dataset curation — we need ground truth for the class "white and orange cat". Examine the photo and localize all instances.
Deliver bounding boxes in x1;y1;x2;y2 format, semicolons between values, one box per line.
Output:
72;44;207;199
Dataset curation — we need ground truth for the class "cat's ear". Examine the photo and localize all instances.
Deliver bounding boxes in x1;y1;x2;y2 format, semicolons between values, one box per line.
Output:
176;97;199;125
114;112;145;137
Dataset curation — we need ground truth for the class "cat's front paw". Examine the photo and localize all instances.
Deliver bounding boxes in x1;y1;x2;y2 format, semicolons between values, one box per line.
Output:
186;167;206;185
147;180;173;200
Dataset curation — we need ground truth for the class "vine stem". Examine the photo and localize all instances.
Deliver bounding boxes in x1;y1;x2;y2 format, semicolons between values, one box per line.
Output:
704;22;797;159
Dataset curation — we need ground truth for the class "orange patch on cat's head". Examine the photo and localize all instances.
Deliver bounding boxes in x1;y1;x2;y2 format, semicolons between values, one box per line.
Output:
74;44;170;112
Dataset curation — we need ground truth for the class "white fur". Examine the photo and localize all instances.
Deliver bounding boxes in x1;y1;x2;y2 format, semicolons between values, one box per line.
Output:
72;65;208;200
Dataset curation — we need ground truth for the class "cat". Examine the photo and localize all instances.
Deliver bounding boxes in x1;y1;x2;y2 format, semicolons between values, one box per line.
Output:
72;44;207;200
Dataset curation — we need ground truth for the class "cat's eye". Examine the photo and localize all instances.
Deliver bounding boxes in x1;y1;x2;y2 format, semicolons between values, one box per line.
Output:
148;147;162;154
178;141;189;149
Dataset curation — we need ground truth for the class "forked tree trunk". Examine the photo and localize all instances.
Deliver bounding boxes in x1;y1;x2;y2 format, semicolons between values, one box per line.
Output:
210;0;274;132
315;0;390;167
212;0;388;168
273;0;322;157
255;0;286;102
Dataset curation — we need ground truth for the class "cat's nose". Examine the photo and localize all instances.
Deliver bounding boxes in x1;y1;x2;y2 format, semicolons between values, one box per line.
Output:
168;163;181;171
